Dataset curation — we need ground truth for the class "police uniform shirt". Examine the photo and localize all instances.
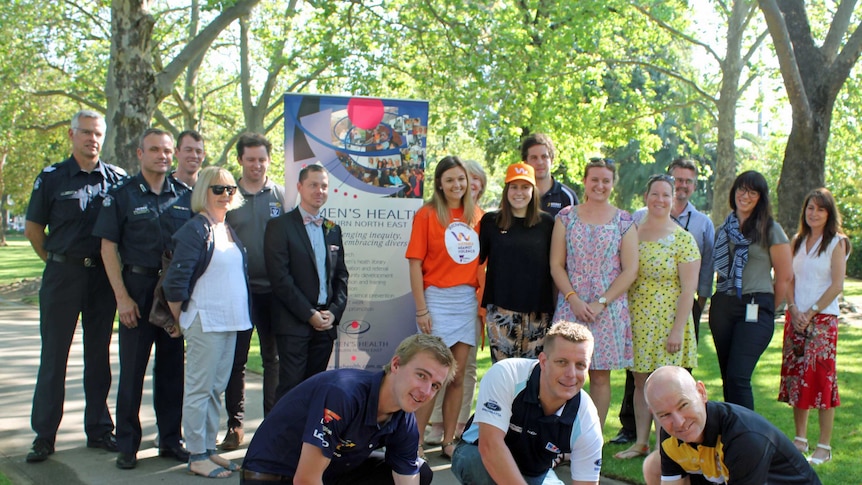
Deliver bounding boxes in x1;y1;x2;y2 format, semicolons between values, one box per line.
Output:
243;368;421;481
26;156;127;257
93;172;191;268
659;400;822;485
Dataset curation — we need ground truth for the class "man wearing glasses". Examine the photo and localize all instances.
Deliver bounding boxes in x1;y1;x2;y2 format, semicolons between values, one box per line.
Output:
520;133;579;216
25;110;127;463
94;128;193;469
611;158;715;446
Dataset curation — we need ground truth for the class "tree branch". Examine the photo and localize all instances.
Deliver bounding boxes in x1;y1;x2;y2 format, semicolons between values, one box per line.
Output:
628;2;723;65
822;0;857;63
827;18;862;96
603;59;718;104
757;0;811;123
157;0;261;98
31;90;104;111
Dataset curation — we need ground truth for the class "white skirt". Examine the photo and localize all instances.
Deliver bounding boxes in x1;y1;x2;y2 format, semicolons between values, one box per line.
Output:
424;285;477;348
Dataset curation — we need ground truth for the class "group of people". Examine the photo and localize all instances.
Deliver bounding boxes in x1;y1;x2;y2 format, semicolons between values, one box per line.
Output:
24;113;840;484
404;132;839;483
24;110;349;479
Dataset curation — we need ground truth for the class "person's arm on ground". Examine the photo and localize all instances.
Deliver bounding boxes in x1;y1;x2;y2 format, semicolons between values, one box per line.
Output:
477;423;529;485
101;238;139;328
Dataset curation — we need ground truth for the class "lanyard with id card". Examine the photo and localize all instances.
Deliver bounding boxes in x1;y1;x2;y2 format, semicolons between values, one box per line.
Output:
745;297;759;323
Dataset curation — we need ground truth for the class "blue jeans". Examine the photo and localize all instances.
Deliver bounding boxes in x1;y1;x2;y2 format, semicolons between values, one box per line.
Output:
450;441;564;485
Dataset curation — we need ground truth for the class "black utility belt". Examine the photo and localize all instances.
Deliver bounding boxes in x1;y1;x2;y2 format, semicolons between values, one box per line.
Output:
47;252;101;268
123;264;161;277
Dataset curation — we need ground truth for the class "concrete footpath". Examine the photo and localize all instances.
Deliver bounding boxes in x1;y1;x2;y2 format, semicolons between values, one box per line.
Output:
0;298;628;484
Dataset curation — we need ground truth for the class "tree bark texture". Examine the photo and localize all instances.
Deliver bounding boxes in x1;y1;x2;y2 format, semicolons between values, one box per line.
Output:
759;0;862;232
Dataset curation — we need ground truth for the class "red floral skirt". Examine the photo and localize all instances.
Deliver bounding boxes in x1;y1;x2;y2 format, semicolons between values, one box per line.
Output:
778;313;840;409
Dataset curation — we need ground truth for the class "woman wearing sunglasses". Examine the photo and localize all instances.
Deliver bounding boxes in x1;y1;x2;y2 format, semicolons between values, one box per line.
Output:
163;166;252;478
550;157;639;431
710;170;792;411
615;174;700;460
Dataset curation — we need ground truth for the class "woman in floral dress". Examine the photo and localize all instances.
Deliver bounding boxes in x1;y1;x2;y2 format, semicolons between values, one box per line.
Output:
780;187;848;466
550;158;639;429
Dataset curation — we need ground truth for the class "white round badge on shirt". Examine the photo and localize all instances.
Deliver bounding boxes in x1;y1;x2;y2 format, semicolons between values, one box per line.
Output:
444;222;480;264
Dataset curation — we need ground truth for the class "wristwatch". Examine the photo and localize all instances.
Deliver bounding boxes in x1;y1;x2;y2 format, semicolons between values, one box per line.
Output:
598;296;608;307
811;303;820;312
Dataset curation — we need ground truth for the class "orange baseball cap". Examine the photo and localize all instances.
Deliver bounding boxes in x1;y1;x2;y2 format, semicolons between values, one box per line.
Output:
505;163;536;185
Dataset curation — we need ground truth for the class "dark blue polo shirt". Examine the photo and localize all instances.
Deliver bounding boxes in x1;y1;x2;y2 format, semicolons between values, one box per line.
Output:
92;173;191;268
243;369;421;482
26;157;127;258
541;179;578;217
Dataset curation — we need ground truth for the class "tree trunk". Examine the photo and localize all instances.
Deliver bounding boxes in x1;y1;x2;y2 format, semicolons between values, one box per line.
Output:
776;116;828;232
104;0;157;172
758;0;862;233
104;0;262;172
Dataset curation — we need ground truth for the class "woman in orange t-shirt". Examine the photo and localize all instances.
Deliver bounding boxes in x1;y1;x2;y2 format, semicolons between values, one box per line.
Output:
406;156;481;459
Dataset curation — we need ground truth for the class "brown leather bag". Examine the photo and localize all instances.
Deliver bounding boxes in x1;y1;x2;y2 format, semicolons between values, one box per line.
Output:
148;250;177;333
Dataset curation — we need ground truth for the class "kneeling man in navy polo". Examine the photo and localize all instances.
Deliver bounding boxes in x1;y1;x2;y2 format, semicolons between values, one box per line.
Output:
241;333;455;484
451;321;603;485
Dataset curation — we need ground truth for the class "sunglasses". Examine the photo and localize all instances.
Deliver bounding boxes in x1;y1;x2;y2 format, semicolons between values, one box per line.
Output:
648;174;675;184
210;185;238;196
588;157;615;167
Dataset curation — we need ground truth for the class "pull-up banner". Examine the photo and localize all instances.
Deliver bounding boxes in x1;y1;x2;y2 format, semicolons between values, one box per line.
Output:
283;93;429;370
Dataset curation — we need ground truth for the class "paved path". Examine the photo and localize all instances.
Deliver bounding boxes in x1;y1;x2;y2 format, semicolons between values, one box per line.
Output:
0;298;628;484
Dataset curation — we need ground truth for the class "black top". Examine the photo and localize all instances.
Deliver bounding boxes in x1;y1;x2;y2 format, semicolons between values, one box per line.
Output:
479;211;555;314
93;173;192;268
26;156;127;257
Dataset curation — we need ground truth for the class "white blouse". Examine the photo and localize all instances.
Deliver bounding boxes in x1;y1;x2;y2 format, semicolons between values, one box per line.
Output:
792;235;844;316
180;222;252;332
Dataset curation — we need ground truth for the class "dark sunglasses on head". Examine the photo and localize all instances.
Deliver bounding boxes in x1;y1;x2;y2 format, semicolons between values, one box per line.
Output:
210;185;237;196
648;173;675;184
588;157;615;167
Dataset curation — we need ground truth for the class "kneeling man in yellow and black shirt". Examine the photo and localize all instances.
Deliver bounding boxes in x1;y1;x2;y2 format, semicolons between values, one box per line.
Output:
643;366;820;485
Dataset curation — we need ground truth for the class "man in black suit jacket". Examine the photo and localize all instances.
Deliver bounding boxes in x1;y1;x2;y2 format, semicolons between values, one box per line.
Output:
265;164;349;401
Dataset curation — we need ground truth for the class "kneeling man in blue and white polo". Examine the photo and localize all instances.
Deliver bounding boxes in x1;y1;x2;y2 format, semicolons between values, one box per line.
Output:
452;321;603;485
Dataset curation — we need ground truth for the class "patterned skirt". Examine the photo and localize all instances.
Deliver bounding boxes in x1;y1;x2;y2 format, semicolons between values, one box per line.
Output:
778;313;840;409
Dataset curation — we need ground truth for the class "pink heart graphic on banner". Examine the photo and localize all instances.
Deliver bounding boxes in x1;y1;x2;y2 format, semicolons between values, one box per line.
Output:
347;97;385;130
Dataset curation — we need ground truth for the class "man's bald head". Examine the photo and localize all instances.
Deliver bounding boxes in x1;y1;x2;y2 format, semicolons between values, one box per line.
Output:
645;366;709;444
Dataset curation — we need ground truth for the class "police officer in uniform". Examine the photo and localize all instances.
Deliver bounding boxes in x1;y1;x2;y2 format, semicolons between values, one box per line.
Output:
24;110;127;463
94;128;192;469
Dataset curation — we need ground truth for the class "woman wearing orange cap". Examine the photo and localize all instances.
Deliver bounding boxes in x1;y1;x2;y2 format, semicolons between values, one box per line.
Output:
479;163;556;362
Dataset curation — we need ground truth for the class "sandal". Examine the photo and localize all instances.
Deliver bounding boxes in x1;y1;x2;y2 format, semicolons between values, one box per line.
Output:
187;453;232;479
207;449;240;472
614;443;650;460
808;444;832;465
440;441;457;461
793;436;809;454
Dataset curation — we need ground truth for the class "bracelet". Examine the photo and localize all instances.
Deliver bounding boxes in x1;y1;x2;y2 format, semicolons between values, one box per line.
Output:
564;291;577;301
788;303;796;309
415;307;427;313
416;311;430;317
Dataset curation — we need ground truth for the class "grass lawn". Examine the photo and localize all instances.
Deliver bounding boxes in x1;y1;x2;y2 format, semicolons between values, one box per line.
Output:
0;235;43;284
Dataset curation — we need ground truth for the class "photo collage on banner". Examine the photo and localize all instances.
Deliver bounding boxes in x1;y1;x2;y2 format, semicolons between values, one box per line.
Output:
283;94;429;369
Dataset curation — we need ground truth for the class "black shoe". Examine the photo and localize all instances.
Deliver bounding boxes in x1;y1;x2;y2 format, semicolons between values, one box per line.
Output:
26;438;54;463
159;444;191;462
116;452;137;469
609;428;636;445
87;431;118;452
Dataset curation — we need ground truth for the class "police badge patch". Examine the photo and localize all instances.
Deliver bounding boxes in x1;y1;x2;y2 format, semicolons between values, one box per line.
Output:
33;177;42;191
